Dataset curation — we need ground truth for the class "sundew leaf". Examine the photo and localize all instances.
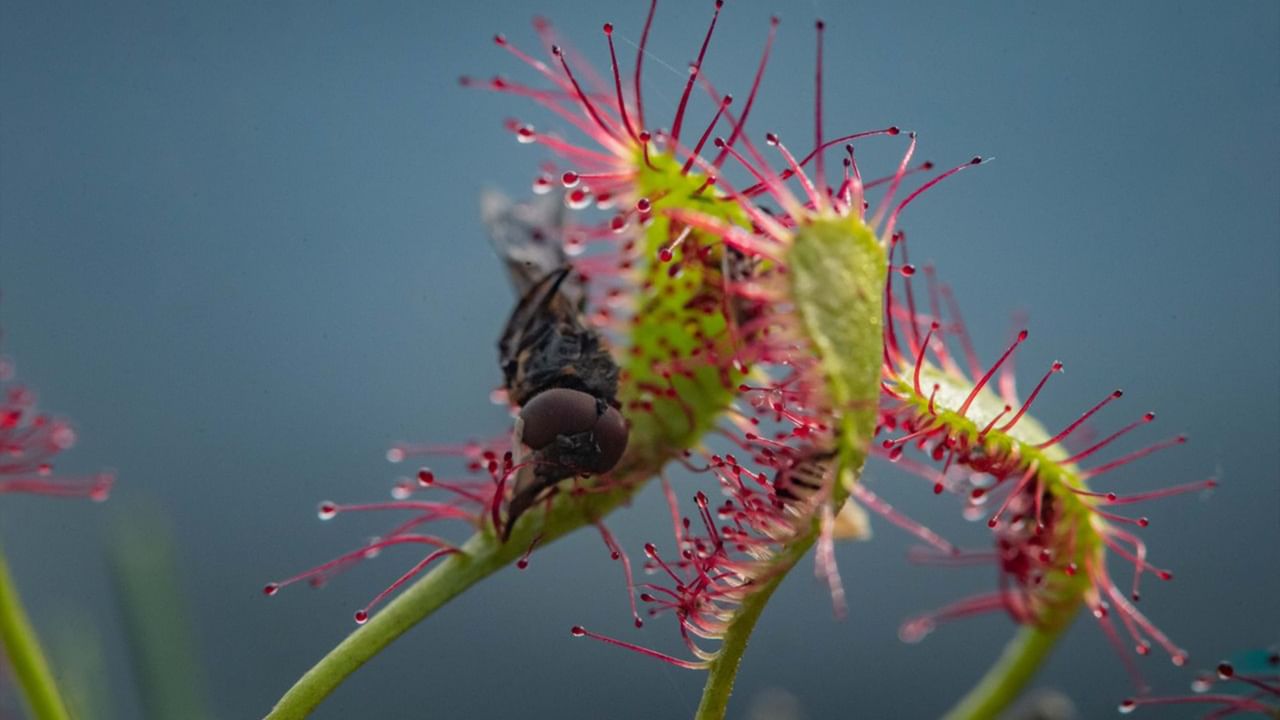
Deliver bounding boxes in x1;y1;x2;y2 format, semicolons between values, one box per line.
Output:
887;363;1095;720
693;215;887;720
888;360;1106;631
788;217;885;506
623;149;750;459
879;262;1205;715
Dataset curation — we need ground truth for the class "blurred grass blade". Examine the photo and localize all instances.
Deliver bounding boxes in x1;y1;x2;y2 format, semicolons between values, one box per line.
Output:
50;608;113;720
0;543;72;720
108;504;213;720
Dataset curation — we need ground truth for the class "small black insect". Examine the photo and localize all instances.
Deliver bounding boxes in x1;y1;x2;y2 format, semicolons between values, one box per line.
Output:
483;191;629;539
722;245;764;330
771;448;836;508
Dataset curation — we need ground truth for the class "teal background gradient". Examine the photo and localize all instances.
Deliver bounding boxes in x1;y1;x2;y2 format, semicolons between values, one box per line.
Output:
2;1;1277;718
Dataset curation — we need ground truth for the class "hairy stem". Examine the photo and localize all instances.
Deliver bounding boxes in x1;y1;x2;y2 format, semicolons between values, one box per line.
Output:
0;543;71;720
694;531;816;720
942;619;1074;720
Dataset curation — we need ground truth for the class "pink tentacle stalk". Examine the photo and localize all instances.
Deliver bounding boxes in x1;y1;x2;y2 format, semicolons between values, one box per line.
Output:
1121;653;1280;712
268;432;638;624
465;1;744;216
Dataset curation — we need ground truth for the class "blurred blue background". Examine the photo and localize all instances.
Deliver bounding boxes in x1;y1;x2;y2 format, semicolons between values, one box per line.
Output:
1;1;1277;718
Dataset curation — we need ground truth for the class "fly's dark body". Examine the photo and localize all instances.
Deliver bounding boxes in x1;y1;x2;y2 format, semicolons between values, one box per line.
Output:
497;267;618;408
483;191;629;539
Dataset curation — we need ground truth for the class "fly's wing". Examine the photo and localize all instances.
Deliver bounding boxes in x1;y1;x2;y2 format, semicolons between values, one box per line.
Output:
497;266;577;402
481;189;584;307
498;264;620;406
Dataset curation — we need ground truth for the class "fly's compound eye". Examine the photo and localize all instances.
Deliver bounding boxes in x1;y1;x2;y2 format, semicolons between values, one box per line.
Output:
518;387;629;474
590;404;628;473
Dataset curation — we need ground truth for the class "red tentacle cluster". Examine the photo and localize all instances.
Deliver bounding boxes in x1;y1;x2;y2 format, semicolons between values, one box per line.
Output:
873;258;1211;682
0;356;113;501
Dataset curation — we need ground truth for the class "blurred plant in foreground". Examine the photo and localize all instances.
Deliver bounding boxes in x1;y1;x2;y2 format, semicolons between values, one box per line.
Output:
1;352;113;720
109;503;214;720
1;357;112;501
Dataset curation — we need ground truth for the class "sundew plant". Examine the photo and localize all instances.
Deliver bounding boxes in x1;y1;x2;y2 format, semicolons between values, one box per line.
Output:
255;3;1224;719
0;2;1276;720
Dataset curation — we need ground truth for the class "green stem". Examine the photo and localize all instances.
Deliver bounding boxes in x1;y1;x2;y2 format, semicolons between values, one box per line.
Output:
0;543;72;720
941;619;1074;720
694;531;817;720
265;481;639;720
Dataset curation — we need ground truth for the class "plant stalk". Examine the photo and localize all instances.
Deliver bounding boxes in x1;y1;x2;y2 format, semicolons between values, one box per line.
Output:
941;618;1074;720
0;543;72;720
